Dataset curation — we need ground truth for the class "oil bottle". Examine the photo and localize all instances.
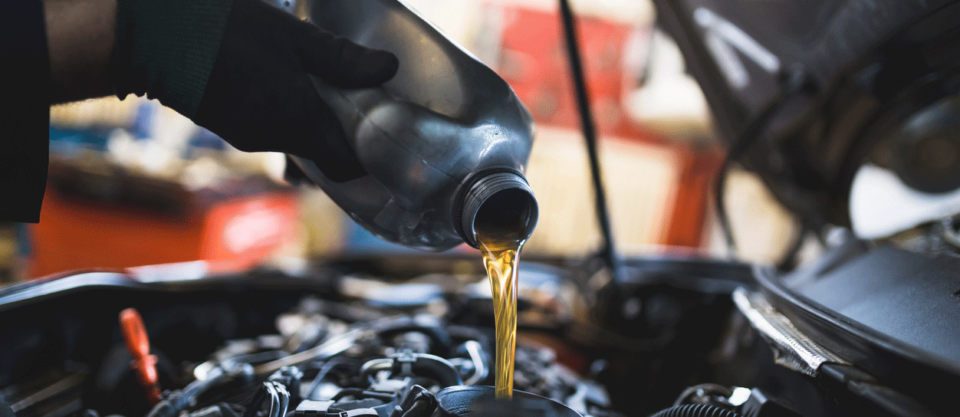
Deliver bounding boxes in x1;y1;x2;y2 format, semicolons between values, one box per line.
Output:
289;0;539;251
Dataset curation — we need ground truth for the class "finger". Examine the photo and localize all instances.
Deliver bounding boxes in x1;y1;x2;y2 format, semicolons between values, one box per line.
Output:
297;24;399;88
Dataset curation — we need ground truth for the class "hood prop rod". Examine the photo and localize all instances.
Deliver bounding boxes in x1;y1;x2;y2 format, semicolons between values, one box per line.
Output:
558;0;622;284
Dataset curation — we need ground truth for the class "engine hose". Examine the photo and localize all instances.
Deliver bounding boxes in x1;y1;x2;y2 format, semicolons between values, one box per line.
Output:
360;353;462;387
649;404;743;417
146;369;229;417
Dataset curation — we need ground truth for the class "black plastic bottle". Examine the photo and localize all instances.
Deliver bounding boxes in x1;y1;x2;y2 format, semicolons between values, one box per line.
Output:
289;0;539;250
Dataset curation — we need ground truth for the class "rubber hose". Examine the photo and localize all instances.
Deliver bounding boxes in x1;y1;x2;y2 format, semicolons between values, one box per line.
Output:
147;369;229;417
649;404;743;417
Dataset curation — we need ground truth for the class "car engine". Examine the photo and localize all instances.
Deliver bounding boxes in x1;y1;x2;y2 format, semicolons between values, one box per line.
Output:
3;238;957;417
0;258;638;417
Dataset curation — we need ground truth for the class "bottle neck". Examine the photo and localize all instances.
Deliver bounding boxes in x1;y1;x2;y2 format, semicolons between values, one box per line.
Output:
458;172;539;248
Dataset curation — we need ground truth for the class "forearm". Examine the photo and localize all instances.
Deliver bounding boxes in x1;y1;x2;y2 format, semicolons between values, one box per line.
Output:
44;0;116;104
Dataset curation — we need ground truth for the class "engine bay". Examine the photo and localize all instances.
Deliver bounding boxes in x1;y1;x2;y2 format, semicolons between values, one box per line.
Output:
0;249;955;417
0;257;639;417
0;254;758;417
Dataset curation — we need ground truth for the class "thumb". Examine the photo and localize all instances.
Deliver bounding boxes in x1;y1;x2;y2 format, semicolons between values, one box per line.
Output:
298;25;399;88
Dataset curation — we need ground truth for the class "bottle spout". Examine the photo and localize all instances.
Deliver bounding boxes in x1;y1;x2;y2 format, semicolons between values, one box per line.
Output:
459;172;539;248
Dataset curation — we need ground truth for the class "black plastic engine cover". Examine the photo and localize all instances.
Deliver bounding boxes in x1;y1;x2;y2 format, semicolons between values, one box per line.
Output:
783;246;960;365
758;244;960;414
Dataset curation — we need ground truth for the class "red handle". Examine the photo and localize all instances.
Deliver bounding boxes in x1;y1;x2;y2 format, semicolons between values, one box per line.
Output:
120;308;162;405
120;309;150;357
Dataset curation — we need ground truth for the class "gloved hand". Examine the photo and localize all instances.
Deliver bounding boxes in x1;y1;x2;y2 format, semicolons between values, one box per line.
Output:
112;0;398;182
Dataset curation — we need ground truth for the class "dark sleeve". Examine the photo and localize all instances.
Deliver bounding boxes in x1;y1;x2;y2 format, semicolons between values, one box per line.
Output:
0;0;50;223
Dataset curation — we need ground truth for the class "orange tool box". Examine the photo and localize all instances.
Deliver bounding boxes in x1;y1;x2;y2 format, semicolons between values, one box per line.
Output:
27;162;299;277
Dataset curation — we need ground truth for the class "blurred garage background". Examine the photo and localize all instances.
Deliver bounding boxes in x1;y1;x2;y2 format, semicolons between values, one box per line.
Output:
0;0;798;283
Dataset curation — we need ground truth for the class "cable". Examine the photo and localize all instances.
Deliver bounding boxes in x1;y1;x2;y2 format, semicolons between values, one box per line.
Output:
274;384;290;417
775;226;808;271
558;0;622;282
253;328;364;375
264;383;281;417
146;367;230;417
304;358;345;401
461;341;488;385
714;69;811;257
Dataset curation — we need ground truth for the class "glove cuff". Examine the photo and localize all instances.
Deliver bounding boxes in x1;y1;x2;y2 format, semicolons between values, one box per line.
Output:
113;0;234;118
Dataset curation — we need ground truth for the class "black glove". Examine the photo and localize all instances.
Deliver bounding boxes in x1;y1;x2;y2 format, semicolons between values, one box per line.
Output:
112;0;398;182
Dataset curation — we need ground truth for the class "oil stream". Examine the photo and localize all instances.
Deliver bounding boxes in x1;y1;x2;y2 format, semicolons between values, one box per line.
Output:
478;233;525;399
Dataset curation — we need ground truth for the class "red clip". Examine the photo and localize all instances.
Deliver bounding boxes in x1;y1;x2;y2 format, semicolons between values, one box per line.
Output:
120;308;162;405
